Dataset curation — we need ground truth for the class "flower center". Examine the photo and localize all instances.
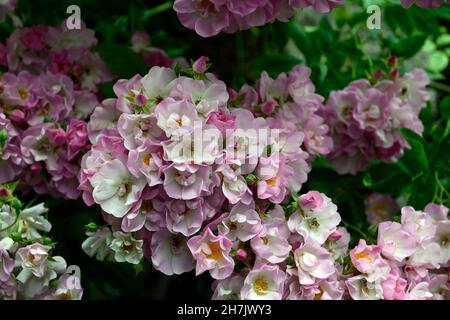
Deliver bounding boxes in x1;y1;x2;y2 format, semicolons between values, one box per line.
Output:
121;241;134;252
196;0;217;15
314;288;323;300
18;87;28;100
140;200;153;215
170;236;182;255
117;181;131;198
202;241;221;261
354;251;374;263
253;277;269;295
261;236;269;245
307;217;320;229
143;153;152;166
440;235;449;246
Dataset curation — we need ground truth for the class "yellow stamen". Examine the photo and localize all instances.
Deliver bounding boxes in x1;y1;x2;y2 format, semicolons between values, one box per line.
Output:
354;251;374;263
254;277;269;295
202;242;221;261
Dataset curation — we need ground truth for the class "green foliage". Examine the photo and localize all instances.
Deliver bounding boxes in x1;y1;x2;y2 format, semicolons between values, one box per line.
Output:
97;43;148;78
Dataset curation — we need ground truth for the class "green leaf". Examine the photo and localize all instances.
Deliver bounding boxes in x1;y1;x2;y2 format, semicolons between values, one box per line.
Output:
434;4;450;19
0;129;7;149
407;174;436;209
97;43;148;79
400;128;429;174
133;263;144;276
429;51;449;72
284;22;316;63
388;34;427;59
409;7;439;36
436;34;450;47
98;81;115;99
439;96;450;120
385;5;413;34
419;103;433;136
363;163;409;196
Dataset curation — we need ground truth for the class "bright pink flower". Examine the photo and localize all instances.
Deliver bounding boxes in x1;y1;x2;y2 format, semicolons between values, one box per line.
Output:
187;228;234;280
241;263;286;300
218;202;263;242
256;152;292;203
193;56;209;73
294;239;335;285
251;222;291;264
377;221;417;262
66;119;89;160
350;239;390;281
173;0;230;38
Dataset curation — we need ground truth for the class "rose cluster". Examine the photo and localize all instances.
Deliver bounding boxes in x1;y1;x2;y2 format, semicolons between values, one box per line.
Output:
79;59;318;275
0;24;113;199
209;190;347;300
3;24;112;90
345;202;449;300
209;192;449;300
237;66;333;159
322;68;431;175
0;185;83;300
173;0;344;37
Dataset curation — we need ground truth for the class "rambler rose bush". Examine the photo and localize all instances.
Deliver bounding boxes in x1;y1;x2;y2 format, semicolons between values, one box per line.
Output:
0;24;113;199
0;183;83;300
173;0;344;37
322;68;431;175
79;58;449;300
80;59;322;274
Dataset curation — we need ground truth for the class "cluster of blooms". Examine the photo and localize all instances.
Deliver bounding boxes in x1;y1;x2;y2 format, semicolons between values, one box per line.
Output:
173;0;344;37
0;184;83;300
0;24;114;198
130;31;188;69
210;193;448;300
344;202;449;300
79;58;317;274
2;23;112;89
401;0;447;8
236;66;333;160
322;68;430;175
